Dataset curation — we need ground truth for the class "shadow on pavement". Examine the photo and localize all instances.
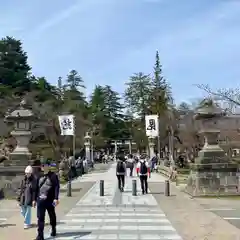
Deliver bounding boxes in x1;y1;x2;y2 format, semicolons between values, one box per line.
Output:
0;223;16;228
31;223;50;228
151;193;177;197
45;231;92;239
149;191;164;195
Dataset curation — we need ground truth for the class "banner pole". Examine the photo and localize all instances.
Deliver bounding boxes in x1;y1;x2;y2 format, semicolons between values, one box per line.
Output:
73;134;76;157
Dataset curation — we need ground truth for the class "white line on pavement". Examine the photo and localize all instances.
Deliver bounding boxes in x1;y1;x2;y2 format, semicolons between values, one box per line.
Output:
206;208;235;211
66;213;166;217
224;217;240;220
60;218;170;223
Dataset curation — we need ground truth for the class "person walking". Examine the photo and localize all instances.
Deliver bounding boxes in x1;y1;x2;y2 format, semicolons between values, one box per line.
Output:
116;157;126;192
136;154;151;194
151;154;158;172
127;154;135;177
34;159;60;240
17;165;36;229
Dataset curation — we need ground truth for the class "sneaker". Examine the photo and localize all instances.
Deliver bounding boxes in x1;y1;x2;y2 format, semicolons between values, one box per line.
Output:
24;224;31;229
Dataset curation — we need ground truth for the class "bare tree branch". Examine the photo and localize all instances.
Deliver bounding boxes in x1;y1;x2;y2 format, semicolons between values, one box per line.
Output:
196;84;240;113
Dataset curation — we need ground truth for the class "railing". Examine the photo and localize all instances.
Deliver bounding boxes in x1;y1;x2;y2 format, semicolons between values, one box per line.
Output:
158;165;189;186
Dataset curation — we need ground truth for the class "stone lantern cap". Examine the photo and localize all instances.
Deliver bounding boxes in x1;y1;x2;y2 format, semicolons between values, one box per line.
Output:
5;99;35;121
194;99;225;120
84;132;91;140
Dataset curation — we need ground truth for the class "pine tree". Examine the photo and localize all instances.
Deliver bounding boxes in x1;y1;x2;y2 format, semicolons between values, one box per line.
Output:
0;36;31;92
149;50;172;115
124;72;151;119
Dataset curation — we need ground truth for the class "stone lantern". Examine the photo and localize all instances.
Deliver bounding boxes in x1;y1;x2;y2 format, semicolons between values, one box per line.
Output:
185;100;239;196
84;132;91;161
4;99;35;166
148;136;155;159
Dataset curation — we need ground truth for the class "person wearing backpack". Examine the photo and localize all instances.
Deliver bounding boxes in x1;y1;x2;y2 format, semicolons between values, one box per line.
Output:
116;158;126;192
136;154;151;194
34;159;60;240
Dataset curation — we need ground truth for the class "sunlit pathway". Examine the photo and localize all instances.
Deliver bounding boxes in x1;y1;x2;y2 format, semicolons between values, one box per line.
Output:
45;164;182;240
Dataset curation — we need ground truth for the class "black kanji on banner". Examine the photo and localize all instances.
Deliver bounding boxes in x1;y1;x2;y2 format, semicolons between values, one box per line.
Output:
147;119;156;130
61;118;72;130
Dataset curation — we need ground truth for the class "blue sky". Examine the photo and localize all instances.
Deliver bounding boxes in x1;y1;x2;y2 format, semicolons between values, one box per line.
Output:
1;0;240;103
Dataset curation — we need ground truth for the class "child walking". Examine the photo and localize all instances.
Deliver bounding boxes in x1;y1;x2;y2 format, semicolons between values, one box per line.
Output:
17;165;36;229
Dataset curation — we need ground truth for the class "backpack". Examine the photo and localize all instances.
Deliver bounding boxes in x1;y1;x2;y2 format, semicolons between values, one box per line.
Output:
117;161;125;173
140;161;147;174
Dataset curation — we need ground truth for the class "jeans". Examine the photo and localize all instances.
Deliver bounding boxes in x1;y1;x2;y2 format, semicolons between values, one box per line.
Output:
117;175;125;190
129;163;134;176
21;205;32;225
37;200;56;238
139;175;148;193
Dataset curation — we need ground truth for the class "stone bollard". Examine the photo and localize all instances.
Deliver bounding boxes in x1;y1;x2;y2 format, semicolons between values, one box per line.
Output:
67;179;72;197
132;179;137;196
100;180;104;196
165;180;170;196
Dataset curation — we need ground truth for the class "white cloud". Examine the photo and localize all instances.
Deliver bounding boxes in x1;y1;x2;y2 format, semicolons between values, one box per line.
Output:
29;0;119;36
30;1;89;35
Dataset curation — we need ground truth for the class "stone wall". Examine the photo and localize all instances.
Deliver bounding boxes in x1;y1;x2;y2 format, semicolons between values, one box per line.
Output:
185;163;239;196
0;167;25;199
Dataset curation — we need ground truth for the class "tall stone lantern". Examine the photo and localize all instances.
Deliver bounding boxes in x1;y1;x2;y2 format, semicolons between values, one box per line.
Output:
5;100;35;166
84;132;91;161
148;136;155;159
185;100;239;196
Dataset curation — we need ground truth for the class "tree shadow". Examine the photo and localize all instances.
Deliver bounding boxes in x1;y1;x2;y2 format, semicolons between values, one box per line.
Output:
0;223;16;228
45;231;92;239
150;191;164;195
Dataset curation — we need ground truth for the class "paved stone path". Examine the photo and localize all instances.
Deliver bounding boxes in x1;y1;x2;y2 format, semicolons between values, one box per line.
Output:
45;164;182;240
0;199;19;226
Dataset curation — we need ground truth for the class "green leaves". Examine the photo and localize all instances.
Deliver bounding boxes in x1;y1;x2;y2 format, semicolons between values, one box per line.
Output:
0;36;31;93
89;85;129;146
0;35;179;153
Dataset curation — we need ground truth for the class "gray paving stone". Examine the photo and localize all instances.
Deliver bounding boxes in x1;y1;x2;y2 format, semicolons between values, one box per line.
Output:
45;164;182;240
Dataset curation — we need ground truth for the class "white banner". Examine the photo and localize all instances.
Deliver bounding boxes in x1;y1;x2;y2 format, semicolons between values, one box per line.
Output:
145;115;159;137
58;115;75;136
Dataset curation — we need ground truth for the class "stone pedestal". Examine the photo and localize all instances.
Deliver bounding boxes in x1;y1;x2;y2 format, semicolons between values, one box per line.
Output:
186;133;239;196
84;132;92;162
186;162;238;196
85;142;91;160
185;101;239;196
9;130;32;166
148;137;155;159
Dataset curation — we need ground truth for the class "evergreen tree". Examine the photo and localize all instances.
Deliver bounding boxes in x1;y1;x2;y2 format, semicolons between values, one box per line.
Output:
124;72;151;119
103;85;123;119
0;36;31;92
149;50;172;115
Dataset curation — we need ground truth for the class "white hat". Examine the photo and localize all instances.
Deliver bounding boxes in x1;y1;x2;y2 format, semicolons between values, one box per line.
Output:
25;165;33;174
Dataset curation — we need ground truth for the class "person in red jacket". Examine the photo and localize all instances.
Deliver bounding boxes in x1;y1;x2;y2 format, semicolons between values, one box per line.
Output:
136;154;151;194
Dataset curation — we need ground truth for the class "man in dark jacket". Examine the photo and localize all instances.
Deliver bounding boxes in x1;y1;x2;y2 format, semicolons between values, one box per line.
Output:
34;159;60;240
